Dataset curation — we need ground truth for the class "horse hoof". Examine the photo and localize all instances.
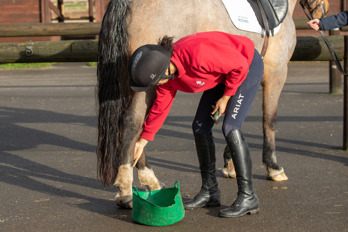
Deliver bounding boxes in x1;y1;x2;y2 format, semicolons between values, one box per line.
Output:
223;168;236;178
266;167;288;182
223;159;236;178
137;167;162;191
271;172;288;181
144;181;165;191
115;195;133;209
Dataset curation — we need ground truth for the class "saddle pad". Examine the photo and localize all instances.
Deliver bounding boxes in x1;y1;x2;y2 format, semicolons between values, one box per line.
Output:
221;0;281;35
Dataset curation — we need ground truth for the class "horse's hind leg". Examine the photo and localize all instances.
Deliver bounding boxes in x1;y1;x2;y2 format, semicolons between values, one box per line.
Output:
261;61;289;182
136;152;163;191
113;92;148;208
114;91;161;208
114;164;133;208
114;153;162;209
130;91;162;190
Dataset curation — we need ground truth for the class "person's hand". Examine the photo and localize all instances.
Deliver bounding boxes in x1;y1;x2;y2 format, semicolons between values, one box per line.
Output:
307;19;321;31
133;138;148;167
212;95;231;118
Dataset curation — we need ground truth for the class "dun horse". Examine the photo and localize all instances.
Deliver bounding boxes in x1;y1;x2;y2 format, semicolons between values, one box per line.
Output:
96;0;328;208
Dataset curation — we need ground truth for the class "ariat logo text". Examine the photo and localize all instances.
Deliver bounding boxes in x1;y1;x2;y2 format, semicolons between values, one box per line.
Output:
232;93;244;119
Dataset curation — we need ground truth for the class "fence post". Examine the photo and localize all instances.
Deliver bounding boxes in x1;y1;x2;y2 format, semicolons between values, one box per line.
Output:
329;29;343;94
344;35;348;150
88;0;94;22
58;0;65;22
40;0;51;23
95;0;105;22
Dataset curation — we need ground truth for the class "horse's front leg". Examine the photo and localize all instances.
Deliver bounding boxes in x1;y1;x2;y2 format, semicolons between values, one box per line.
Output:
134;90;163;191
261;61;289;182
132;90;162;190
223;63;289;182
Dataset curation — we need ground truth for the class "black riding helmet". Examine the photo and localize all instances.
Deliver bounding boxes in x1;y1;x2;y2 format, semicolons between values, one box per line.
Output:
129;44;172;92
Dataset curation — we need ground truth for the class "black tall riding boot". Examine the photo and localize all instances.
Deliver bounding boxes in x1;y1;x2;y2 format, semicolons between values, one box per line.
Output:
184;133;221;209
219;129;259;218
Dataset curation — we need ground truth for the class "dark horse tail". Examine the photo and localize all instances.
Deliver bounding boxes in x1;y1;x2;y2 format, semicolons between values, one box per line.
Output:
96;0;132;186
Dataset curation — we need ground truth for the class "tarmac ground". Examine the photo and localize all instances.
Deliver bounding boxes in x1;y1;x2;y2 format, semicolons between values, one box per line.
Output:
0;62;347;232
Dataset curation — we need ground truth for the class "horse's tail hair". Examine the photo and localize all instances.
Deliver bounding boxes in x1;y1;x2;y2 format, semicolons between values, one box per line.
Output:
96;0;132;186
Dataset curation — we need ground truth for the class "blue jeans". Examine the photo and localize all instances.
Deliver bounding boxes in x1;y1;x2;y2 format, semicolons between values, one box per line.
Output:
192;49;264;137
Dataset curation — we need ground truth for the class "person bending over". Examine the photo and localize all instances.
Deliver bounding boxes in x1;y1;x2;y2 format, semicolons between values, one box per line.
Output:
130;31;263;218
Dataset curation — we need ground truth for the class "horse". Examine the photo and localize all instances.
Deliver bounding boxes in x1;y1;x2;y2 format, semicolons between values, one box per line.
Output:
96;0;329;208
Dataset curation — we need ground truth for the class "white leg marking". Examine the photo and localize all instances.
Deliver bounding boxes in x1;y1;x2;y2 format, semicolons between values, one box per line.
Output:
114;164;133;207
266;167;288;182
137;167;161;191
223;159;236;178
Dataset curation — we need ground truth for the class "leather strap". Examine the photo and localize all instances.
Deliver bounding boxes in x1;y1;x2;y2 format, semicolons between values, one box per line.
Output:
260;34;269;58
256;0;270;58
319;30;348;76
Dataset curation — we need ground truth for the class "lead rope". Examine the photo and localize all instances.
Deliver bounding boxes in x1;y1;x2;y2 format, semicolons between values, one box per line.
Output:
300;1;348;76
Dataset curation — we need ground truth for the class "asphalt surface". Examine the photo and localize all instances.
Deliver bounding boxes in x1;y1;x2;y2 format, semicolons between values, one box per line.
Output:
0;62;347;232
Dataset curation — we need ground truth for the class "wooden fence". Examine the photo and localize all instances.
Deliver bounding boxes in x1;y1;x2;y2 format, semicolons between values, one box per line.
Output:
1;35;341;63
0;21;348;149
0;23;100;37
1;19;347;37
0;20;347;63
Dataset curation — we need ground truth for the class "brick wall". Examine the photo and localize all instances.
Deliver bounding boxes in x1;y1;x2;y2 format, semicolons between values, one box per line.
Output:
0;0;347;42
0;0;59;42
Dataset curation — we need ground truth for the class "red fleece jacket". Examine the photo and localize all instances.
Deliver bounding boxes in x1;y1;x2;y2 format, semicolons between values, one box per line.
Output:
141;31;255;141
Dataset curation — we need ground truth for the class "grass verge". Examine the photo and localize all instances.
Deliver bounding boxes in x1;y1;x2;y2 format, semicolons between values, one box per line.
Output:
0;63;54;70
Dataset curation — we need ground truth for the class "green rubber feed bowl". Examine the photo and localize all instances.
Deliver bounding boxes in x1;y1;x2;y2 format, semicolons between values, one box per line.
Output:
132;181;185;226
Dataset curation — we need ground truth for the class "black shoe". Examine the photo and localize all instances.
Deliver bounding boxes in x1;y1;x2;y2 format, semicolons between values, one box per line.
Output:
219;193;259;217
184;189;220;210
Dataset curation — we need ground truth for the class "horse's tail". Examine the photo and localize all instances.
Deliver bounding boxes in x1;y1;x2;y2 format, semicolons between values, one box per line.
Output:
96;0;132;186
